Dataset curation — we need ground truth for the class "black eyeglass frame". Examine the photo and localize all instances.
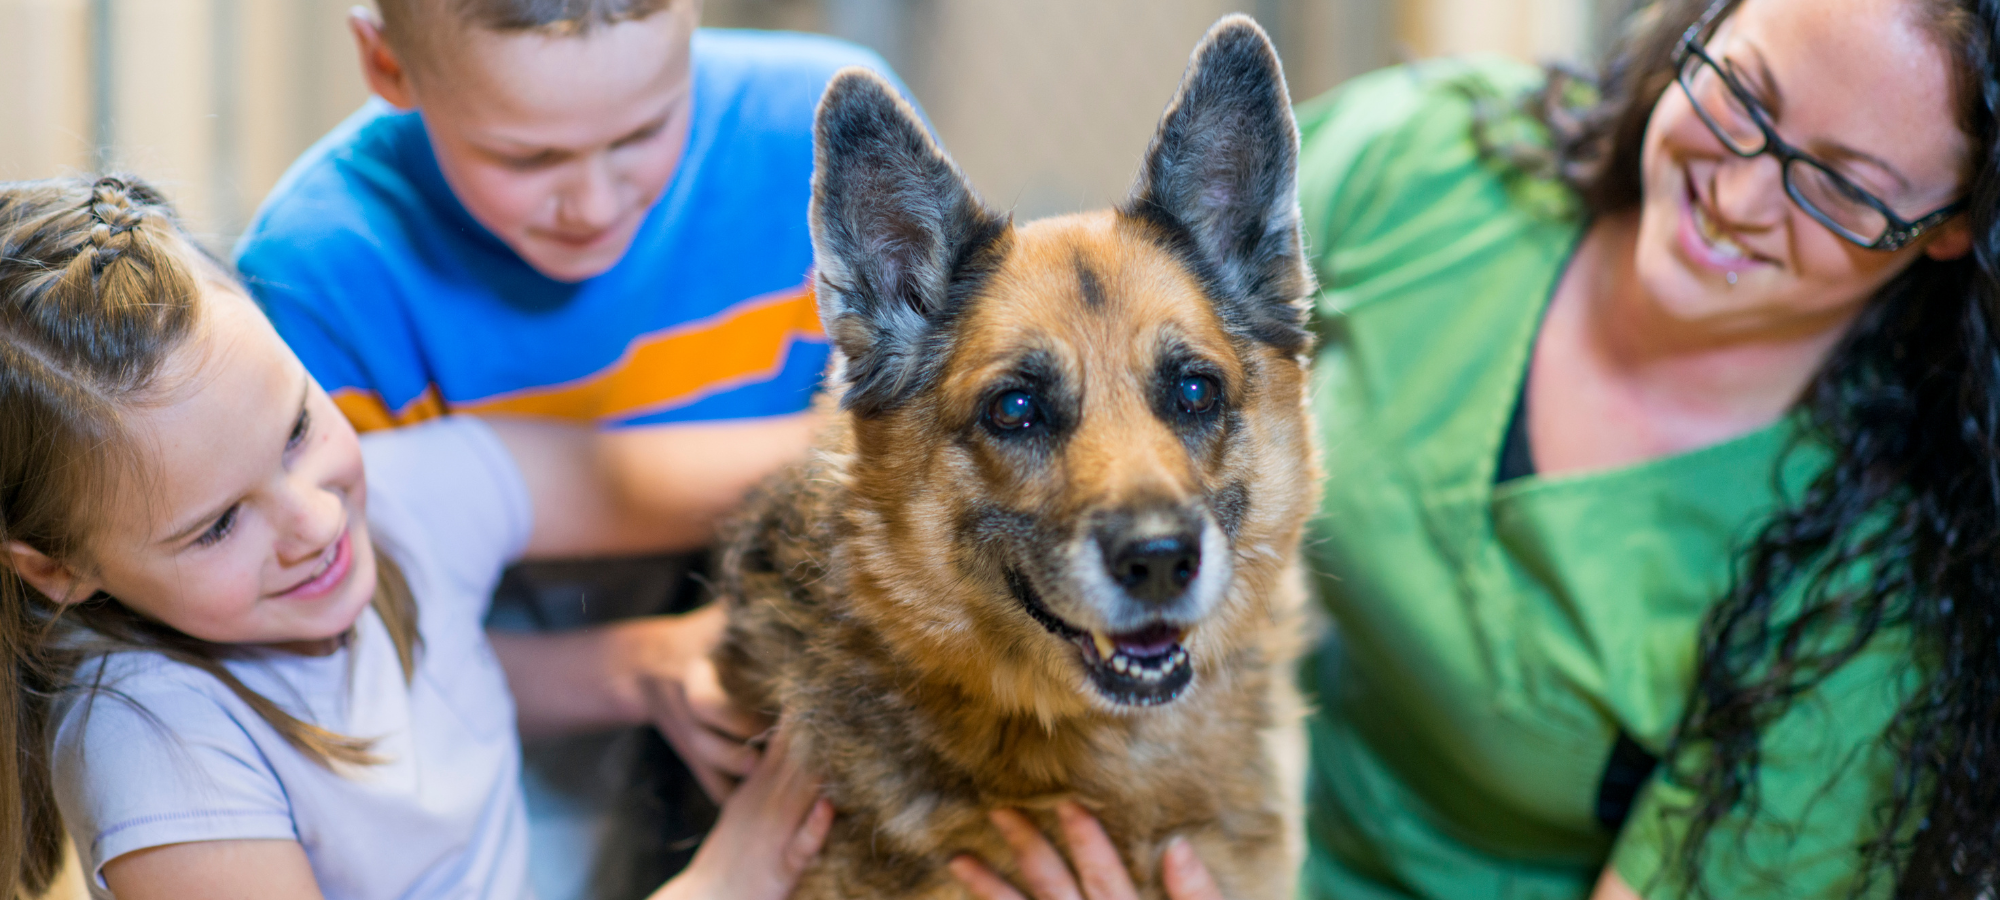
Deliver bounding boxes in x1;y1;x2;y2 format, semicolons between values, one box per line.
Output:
1672;0;1964;252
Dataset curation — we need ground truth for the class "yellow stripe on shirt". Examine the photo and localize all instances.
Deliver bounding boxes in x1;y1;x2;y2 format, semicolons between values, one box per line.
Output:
333;384;447;434
460;283;825;423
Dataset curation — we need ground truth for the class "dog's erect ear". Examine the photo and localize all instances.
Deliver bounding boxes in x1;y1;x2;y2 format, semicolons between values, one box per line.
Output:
811;68;1011;416
1123;16;1312;353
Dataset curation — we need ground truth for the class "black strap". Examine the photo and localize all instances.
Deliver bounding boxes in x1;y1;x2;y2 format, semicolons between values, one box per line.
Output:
1594;729;1661;831
1495;380;1535;483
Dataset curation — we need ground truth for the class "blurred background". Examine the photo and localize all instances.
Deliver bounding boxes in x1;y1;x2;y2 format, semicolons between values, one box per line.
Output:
0;0;1633;251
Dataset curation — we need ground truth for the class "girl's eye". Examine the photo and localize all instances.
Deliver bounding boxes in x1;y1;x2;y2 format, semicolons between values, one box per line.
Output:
286;409;312;451
987;390;1039;430
1177;375;1220;414
195;505;239;548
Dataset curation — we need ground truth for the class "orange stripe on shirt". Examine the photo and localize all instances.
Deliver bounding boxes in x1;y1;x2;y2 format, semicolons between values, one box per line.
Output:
457;283;825;423
333;384;447;433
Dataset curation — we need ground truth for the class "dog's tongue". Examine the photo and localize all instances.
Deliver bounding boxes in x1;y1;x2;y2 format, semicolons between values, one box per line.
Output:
1093;624;1184;659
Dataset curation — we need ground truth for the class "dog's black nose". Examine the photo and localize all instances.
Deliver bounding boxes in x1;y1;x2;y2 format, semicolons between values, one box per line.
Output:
1106;534;1200;604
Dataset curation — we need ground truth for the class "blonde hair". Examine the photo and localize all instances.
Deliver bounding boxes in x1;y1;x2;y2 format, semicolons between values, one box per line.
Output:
0;175;421;897
375;0;678;73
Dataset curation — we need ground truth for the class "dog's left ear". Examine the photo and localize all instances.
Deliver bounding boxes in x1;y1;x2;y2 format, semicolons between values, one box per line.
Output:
1123;15;1312;353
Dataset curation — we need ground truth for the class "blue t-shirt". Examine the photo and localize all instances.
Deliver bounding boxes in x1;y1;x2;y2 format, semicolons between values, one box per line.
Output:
236;30;897;431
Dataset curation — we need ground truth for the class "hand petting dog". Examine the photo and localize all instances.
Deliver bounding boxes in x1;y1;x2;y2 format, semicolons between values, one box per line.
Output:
652;722;835;900
492;603;770;802
624;604;773;801
950;803;1225;900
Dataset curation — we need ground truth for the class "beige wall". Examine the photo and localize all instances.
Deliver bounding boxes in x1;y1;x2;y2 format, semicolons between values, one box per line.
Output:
708;0;1612;219
0;0;1611;245
1398;0;1594;60
0;0;366;246
0;0;93;188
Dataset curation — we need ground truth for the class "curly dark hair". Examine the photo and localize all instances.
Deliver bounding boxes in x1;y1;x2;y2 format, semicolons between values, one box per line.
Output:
1517;0;2000;896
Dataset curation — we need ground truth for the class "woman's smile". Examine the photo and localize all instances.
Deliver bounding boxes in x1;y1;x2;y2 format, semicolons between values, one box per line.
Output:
1676;170;1778;276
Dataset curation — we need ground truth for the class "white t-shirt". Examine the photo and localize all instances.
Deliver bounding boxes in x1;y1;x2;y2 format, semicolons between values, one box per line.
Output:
53;417;536;899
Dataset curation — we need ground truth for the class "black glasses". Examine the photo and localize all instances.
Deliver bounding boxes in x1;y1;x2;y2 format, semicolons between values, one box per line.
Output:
1672;0;1963;251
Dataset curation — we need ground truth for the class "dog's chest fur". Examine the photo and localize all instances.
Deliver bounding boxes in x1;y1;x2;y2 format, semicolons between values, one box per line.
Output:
715;414;1306;900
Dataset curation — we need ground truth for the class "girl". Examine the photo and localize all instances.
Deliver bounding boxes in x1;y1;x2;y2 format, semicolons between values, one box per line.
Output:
0;174;831;899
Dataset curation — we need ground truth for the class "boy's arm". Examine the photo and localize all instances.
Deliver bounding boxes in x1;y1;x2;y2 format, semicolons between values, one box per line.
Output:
488;605;763;802
491;412;818;558
479;412;818;801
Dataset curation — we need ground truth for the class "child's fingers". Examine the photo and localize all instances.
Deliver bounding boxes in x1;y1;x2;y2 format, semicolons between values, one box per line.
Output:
683;656;769;741
729;719;819;819
684;723;763;777
950;855;1031;900
661;721;761;801
688;766;740;807
781;797;835;875
1160;838;1224;900
1054;801;1139;900
989;809;1085;900
765;720;830;799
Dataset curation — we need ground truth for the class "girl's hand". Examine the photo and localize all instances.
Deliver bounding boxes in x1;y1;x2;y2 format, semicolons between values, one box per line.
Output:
948;801;1224;900
653;721;835;900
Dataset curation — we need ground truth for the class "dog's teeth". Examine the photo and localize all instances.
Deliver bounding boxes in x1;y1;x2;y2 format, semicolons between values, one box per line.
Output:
1112;655;1130;673
1093;632;1115;660
1172;649;1187;664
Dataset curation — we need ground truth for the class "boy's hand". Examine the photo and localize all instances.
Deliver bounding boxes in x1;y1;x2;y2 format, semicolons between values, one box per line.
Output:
620;604;771;802
948;801;1224;900
490;603;768;802
653;721;835;900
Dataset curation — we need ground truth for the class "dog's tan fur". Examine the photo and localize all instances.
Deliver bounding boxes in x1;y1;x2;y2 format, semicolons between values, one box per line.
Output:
714;18;1317;899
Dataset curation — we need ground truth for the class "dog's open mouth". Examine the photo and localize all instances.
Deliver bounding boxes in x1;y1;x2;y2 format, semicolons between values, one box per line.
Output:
1006;568;1195;706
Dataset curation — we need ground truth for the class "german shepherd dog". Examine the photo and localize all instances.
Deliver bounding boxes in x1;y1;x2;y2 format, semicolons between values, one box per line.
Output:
713;16;1318;899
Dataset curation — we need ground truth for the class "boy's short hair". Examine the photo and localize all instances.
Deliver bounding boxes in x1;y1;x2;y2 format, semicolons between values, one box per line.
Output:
377;0;677;70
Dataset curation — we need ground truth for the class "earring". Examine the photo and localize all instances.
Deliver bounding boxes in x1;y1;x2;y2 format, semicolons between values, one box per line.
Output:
1725;270;1738;286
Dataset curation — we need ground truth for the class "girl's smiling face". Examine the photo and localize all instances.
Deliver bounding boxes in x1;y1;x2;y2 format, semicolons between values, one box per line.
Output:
1633;0;1974;331
65;288;377;653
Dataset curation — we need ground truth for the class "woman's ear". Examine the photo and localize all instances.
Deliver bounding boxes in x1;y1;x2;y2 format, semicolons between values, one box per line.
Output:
3;541;101;605
1924;220;1974;261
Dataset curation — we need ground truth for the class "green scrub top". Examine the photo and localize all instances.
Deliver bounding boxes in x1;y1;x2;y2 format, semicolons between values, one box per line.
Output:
1295;58;1915;900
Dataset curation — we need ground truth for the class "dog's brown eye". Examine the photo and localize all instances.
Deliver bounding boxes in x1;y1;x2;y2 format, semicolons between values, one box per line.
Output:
1176;376;1219;414
988;390;1038;430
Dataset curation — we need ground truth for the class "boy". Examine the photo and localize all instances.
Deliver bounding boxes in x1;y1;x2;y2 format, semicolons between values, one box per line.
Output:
234;1;905;896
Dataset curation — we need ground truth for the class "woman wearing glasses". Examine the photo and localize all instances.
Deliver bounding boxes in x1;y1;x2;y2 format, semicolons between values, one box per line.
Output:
1286;0;1992;896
